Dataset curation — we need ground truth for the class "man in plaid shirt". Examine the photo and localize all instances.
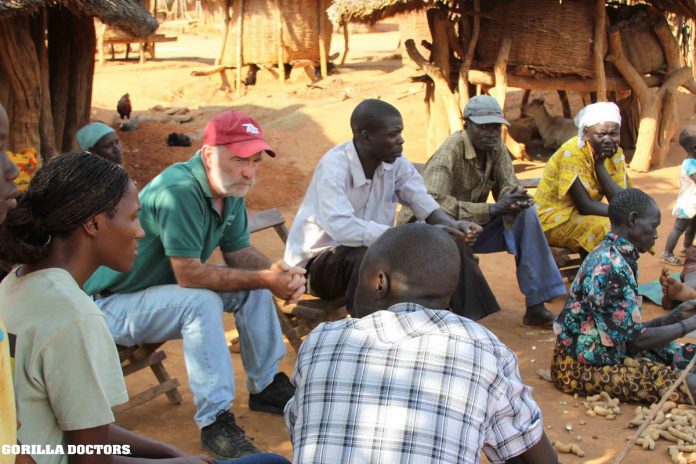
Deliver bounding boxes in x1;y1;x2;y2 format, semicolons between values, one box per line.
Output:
285;223;557;463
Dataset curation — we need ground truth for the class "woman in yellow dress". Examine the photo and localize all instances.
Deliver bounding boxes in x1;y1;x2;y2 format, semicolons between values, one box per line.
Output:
534;102;630;255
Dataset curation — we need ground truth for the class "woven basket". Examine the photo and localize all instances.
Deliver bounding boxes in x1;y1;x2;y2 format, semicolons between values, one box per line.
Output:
474;0;597;78
224;0;332;66
397;10;431;69
611;5;665;75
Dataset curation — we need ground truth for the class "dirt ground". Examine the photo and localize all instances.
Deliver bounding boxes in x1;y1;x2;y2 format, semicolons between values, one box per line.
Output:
94;22;696;463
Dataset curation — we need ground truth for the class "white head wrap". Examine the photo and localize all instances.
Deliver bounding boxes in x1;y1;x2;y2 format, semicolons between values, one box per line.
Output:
574;102;622;148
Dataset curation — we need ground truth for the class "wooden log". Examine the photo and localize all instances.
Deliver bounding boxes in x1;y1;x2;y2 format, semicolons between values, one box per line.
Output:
404;39;462;135
191;65;231;76
30;11;56;161
235;0;243;96
318;0;328;79
458;0;479;106
593;0;607;101
466;69;661;93
0;17;42;155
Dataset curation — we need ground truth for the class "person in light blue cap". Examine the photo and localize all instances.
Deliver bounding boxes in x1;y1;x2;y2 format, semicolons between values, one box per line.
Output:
76;122;122;164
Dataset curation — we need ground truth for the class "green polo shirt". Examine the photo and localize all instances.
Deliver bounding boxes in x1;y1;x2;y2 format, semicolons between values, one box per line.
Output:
84;151;250;295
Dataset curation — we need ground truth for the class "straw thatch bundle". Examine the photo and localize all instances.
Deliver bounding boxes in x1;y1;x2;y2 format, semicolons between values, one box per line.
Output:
0;0;157;37
223;0;332;66
328;0;450;24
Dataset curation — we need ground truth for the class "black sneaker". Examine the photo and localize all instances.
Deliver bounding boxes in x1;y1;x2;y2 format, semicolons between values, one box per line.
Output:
248;372;295;414
200;410;260;459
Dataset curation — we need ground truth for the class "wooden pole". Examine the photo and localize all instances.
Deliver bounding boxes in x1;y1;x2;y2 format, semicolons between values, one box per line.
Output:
458;0;479;107
235;0;243;97
593;0;607;101
613;354;696;464
216;0;231;65
318;0;328;79
30;10;55;160
340;20;349;65
277;0;284;84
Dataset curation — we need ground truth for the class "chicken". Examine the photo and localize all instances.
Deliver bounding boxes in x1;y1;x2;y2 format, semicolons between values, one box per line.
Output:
117;93;132;121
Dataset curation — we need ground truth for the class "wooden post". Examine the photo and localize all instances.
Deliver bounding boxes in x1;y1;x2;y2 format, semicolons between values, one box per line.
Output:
458;0;479;107
235;0;243;96
593;0;607;101
277;0;284;83
490;35;511;108
216;0;231;65
318;0;328;79
97;22;106;65
490;34;526;160
405;39;462;136
340;20;349;65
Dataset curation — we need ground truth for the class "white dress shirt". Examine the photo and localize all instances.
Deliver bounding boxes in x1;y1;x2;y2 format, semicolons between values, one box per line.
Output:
284;141;440;266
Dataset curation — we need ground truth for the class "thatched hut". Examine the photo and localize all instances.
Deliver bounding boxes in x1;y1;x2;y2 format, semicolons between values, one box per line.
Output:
193;0;332;92
329;0;696;171
0;0;157;161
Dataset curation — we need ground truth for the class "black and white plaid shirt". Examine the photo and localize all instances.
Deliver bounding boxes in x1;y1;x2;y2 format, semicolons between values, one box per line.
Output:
285;303;543;463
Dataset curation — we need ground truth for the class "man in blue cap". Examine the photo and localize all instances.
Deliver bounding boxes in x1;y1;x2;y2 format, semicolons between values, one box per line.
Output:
398;95;566;326
76;122;123;164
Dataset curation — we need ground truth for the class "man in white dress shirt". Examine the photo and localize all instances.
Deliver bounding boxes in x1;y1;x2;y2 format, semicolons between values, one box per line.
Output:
285;99;499;316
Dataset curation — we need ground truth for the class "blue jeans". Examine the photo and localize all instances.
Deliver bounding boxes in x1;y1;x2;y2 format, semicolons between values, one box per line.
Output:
472;207;566;306
95;285;286;428
215;453;291;464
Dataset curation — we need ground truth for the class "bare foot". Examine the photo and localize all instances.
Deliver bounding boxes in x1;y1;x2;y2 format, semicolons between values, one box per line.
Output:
661;268;675;309
664;275;696;304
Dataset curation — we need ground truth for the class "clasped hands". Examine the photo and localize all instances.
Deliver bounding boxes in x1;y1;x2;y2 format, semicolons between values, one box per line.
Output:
491;185;533;216
268;260;307;304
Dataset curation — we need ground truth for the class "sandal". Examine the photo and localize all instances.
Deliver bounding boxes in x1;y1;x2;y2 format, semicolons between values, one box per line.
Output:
660;254;684;266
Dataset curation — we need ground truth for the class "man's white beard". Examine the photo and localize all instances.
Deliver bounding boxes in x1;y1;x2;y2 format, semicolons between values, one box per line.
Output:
210;165;254;197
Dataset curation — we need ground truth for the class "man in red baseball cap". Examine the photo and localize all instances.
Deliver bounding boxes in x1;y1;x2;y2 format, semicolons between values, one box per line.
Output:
85;110;305;459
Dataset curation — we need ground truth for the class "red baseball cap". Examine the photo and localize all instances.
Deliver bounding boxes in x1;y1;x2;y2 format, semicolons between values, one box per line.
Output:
203;110;276;158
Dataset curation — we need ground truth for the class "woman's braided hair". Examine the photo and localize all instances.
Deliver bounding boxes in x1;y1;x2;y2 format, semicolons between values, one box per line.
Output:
0;152;130;264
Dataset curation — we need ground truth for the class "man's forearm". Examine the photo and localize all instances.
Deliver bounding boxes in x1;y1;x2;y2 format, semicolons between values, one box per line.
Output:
174;259;271;293
109;424;181;460
223;246;273;270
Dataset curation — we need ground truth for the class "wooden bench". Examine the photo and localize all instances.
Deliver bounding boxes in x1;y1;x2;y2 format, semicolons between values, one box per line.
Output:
249;208;347;353
97;24;178;64
113;343;182;414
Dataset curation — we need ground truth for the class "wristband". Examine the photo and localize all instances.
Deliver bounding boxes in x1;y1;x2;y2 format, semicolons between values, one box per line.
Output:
680;320;688;338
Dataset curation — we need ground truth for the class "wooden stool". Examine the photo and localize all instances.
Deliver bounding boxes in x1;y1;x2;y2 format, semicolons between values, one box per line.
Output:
113;343;182;414
249;208;347;354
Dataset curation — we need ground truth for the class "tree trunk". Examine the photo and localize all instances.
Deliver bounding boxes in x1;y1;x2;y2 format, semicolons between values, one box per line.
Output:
0;17;42;155
48;8;96;153
30;10;56;161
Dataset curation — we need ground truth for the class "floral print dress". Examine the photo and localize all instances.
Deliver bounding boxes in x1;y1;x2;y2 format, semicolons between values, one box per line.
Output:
554;233;696;369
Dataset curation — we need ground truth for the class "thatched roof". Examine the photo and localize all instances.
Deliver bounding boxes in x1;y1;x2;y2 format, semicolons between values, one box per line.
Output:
327;0;696;24
0;0;158;37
